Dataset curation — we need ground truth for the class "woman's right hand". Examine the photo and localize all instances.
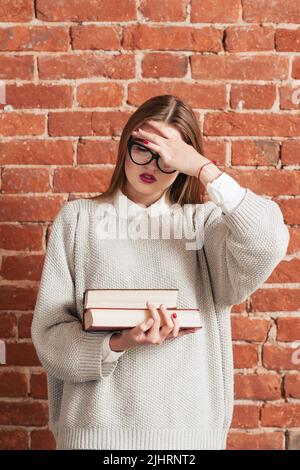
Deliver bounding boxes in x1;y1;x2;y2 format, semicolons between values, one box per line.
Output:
110;300;200;352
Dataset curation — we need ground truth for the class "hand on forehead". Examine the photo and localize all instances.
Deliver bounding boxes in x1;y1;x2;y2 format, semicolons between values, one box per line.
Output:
139;119;182;140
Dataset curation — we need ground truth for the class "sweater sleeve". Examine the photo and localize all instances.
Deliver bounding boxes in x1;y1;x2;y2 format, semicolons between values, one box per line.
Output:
101;332;126;362
201;187;290;309
31;202;123;383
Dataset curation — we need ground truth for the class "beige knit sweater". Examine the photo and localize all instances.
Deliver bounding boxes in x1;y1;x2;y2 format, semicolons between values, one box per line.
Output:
31;186;289;450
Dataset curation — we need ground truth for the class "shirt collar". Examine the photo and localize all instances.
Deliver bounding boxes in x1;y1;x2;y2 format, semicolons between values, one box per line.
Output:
112;187;172;219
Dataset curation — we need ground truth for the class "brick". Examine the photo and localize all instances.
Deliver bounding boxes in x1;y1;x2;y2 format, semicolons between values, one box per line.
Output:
76;83;123;107
128;82;226;109
291;58;300;79
5;342;40;366
91;111;132;136
226;168;299;196
31;428;56;450
123;25;222;52
48;112;92;136
287;227;300;254
231;316;270;342
0;140;73;165
0;113;45;137
278;199;300;225
232;140;279;166
227;431;284;450
234;373;281;400
141;0;187;21
267;259;300;284
0;27;68;52
261;404;300;427
30;372;48;399
38;54;135;80
0;313;17;338
202;141;226;165
53;167;113;193
142;53;187;78
0;401;48;426
0;286;37;310
288;431;300;450
230;84;276;110
0;371;27;397
191;55;288;80
276;29;300;52
191;0;240;23
18;313;33;339
231;405;260;429
280;85;300;110
77;139;118;165
0;0;33;22
0;195;64;222
0;428;28;450
70;25;121;50
2;168;50;193
277;317;300;342
225;26;274;52
284;374;300;398
0;224;43;251
0;55;34;80
204;112;300;137
251;289;300;313
36;0;136;21
243;0;300;23
0;254;44;281
263;345;300;371
233;344;258;369
6;84;72;110
282;140;300;165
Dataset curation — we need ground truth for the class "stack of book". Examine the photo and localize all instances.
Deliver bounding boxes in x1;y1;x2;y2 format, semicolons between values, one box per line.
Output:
82;288;202;332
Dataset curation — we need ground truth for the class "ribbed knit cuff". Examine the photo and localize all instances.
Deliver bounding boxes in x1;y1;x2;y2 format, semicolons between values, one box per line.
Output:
222;188;273;236
102;332;126;363
78;332;120;381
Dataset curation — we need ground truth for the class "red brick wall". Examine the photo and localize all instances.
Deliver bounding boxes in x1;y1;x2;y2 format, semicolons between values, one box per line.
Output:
0;0;299;450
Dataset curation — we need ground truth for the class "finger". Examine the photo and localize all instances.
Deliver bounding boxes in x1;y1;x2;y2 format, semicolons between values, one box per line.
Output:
158;304;174;337
164;313;180;340
137;317;154;334
143;120;173;140
139;139;162;156
146;301;161;337
133;128;162;145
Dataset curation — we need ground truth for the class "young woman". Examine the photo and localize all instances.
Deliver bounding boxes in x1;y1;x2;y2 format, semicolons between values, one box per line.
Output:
31;94;289;450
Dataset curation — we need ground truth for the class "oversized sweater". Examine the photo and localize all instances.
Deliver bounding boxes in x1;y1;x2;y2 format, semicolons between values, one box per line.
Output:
31;176;289;450
101;172;247;363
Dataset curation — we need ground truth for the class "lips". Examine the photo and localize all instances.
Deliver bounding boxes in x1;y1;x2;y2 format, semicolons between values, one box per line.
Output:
139;173;156;181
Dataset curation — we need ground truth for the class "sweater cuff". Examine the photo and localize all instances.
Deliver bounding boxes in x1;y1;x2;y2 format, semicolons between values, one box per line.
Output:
102;332;126;363
78;332;120;380
206;172;247;215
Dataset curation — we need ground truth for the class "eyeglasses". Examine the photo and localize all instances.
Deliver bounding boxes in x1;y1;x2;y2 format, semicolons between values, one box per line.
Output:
127;137;177;174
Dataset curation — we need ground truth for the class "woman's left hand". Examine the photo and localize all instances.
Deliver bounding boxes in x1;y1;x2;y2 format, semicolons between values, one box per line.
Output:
131;120;211;178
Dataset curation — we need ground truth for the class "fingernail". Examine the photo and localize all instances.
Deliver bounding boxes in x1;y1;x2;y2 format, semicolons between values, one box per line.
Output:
172;313;177;319
143;140;149;144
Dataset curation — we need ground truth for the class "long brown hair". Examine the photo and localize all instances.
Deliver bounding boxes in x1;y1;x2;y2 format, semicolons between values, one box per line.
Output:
90;94;206;205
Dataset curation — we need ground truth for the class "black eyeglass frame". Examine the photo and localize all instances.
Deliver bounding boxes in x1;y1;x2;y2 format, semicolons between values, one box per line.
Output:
127;137;177;174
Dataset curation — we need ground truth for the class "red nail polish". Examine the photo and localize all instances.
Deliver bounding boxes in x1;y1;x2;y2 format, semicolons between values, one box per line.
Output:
143;140;149;144
172;313;177;319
